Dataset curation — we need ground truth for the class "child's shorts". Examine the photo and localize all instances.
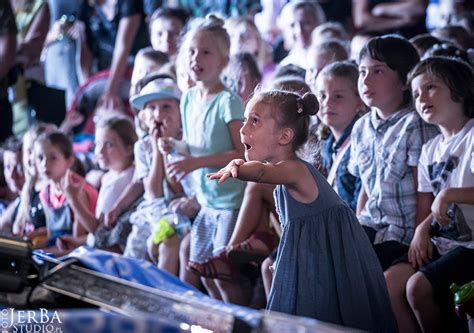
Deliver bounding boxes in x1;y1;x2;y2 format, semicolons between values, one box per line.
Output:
396;244;474;295
420;245;474;294
189;206;239;263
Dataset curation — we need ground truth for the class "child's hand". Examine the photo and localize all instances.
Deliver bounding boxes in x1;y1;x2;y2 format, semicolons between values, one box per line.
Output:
56;235;83;252
104;207;120;229
167;156;197;181
408;223;432;269
62;169;84;198
169;196;200;218
269;263;275;273
431;189;452;225
158;137;174;155
207;159;245;183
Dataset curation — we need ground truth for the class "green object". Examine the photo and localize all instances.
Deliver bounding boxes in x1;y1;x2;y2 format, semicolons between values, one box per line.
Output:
152;217;175;245
450;281;474;304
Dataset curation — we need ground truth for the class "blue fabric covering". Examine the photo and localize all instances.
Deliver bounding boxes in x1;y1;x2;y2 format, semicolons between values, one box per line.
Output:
66;246;195;295
64;247;261;327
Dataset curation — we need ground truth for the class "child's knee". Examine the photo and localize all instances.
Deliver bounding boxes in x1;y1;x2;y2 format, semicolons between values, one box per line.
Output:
245;182;264;198
161;234;180;251
406;272;433;307
179;233;191;258
384;263;414;296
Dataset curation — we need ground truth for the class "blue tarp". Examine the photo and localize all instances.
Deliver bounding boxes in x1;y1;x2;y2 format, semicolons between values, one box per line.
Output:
64;247;262;327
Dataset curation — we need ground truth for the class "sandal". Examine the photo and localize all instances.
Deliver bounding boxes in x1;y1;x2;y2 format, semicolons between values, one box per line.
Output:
187;252;240;281
227;231;277;264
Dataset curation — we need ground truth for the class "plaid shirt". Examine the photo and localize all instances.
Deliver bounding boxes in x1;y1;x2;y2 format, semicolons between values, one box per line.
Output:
349;106;439;245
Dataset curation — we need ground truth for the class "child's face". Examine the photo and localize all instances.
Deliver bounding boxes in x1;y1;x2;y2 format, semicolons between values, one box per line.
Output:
3;151;25;195
229;24;260;57
95;128;132;172
240;101;281;162
150;17;183;56
358;57;406;112
411;72;464;127
439;0;463;27
306;50;334;88
35;143;72;182
188;31;228;85
22;134;37;178
290;7;317;48
143;98;181;139
237;70;259;105
316;75;362;133
131;56;162;86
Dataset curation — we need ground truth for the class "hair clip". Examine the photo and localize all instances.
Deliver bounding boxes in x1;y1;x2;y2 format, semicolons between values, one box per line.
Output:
296;98;303;114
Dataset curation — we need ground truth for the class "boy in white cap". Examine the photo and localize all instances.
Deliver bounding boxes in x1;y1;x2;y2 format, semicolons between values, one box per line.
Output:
119;78;199;276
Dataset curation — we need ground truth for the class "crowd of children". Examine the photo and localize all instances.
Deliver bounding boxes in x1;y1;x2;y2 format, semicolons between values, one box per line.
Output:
1;0;473;331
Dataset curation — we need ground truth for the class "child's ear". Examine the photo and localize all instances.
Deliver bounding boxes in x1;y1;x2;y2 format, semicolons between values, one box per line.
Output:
400;82;409;93
67;156;75;168
279;128;295;145
221;55;230;68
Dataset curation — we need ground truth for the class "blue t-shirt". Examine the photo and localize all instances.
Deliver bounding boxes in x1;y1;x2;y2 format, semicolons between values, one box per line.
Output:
181;88;245;209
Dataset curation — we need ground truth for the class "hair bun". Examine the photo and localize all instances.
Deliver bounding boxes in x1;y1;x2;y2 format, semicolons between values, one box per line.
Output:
205;14;225;28
301;92;319;116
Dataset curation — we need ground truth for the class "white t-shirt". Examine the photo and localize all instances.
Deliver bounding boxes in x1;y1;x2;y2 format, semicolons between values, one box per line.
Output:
95;165;135;218
418;119;474;255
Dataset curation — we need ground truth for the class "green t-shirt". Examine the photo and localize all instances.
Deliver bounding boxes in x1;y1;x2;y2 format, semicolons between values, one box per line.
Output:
181;88;246;209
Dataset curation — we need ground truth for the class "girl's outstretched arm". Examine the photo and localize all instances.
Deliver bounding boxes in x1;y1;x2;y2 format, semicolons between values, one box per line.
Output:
167;120;244;180
209;159;318;203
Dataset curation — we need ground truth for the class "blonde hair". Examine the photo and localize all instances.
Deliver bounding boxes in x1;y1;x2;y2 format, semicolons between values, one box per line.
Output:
96;116;138;149
181;14;231;59
225;16;273;70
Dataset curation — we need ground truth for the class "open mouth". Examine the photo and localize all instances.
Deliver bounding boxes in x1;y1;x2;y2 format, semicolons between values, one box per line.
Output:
152;122;164;136
192;65;203;74
421;105;433;113
243;143;252;150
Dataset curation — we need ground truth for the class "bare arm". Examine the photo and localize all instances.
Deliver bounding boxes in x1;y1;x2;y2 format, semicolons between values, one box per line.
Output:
99;14;141;108
413;167;432;227
352;0;421;32
409;188;434;268
371;0;428;18
68;189;100;234
144;141;165;199
432;187;474;225
16;3;50;68
209;159;318;203
167;120;245;179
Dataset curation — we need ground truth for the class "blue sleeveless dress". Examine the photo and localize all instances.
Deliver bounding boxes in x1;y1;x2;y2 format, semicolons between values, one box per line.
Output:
267;160;397;332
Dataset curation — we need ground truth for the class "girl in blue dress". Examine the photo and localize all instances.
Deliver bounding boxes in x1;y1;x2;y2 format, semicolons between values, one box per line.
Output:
208;90;397;332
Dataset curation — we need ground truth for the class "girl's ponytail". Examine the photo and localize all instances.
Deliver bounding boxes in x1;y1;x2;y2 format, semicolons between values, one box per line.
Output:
301;92;318;116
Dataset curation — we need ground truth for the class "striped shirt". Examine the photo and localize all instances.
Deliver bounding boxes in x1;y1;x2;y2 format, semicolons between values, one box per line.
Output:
349;106;439;245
